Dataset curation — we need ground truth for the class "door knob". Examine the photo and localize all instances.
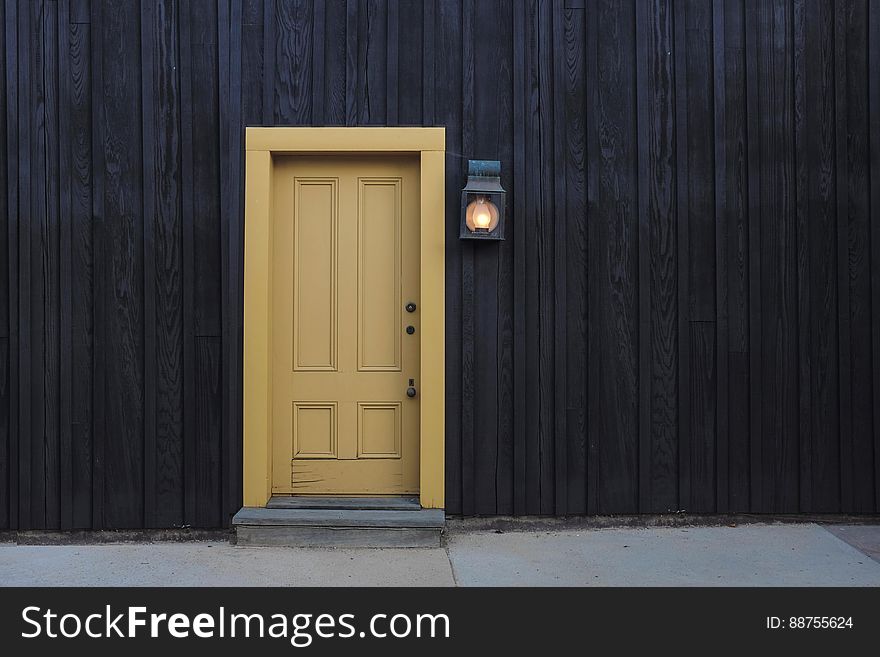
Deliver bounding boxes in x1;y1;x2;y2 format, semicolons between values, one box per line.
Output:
406;378;417;398
406;325;415;335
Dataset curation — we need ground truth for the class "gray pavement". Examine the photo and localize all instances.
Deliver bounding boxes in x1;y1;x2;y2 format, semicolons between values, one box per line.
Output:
1;523;879;586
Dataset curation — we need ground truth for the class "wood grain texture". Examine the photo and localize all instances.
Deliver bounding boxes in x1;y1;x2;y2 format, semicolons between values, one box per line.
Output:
0;338;7;528
593;0;639;513
274;0;312;125
562;4;587;515
0;0;5;527
511;0;527;516
722;0;751;512
149;0;184;526
869;0;880;513
89;0;105;529
683;0;717;512
435;0;463;515
1;0;878;526
459;0;474;518
838;0;874;512
834;0;853;512
103;0;144;528
638;0;678;512
673;0;692;512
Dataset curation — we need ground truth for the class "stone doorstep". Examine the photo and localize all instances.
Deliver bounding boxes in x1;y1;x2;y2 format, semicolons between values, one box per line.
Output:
231;504;445;548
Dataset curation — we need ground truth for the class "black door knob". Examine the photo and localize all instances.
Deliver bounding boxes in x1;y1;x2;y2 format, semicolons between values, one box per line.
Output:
406;325;415;335
405;302;417;313
406;386;417;398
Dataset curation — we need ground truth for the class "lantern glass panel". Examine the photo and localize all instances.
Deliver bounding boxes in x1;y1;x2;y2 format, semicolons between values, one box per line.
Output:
465;195;501;233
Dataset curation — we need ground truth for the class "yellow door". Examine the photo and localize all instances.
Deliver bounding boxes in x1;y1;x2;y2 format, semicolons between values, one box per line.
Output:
271;155;420;495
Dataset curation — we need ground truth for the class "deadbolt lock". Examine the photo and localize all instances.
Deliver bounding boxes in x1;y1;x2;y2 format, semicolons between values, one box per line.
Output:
405;302;417;313
406;378;417;398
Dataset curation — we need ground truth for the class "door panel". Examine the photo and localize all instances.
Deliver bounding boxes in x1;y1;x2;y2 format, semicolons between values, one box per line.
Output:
272;155;420;495
358;178;402;371
292;179;338;371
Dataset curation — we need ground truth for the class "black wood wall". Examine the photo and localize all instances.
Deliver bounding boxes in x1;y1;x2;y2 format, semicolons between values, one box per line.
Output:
2;0;879;528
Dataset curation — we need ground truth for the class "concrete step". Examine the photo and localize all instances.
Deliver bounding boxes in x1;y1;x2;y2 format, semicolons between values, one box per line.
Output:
266;495;421;511
232;506;445;548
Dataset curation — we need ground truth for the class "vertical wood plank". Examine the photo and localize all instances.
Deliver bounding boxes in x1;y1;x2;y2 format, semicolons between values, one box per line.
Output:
758;0;798;512
562;4;587;514
834;0;853;512
551;0;568;516
512;0;527;515
744;0;762;512
386;0;398;125
195;336;222;527
436;0;462;515
459;0;475;517
421;0;434;125
0;0;7;344
0;339;6;527
712;0;729;513
179;0;195;527
674;0;692;511
536;0;555;515
839;0;873;512
803;0;839;511
344;0;358;125
45;0;63;530
523;0;541;514
140;0;158;528
220;0;243;523
359;0;387;124
155;0;184;526
584;0;600;515
29;0;49;530
594;0;639;513
312;0;326;124
241;1;264;126
869;0;880;512
723;0;751;512
262;0;275;124
89;0;105;529
0;0;7;529
103;0;145;528
5;0;21;530
684;0;717;512
322;0;347;125
58;0;74;530
646;0;678;512
16;0;33;529
793;0;811;512
635;0;651;513
275;0;313;125
397;0;422;126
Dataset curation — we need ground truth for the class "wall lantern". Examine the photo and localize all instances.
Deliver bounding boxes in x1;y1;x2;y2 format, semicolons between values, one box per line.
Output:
460;159;506;241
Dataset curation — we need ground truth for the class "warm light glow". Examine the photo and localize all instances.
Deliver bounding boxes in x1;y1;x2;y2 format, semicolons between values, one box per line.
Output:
465;196;500;233
473;199;492;228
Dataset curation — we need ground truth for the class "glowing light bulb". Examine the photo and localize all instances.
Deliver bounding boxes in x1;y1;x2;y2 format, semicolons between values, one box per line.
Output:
473;199;492;229
465;196;499;233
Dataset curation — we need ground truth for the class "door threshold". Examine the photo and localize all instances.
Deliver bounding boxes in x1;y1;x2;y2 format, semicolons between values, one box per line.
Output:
266;495;421;511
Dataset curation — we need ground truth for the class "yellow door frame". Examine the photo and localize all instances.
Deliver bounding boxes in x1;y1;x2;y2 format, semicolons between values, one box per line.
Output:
243;127;446;509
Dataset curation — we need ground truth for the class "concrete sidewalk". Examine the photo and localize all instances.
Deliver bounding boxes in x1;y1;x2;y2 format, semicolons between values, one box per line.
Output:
1;523;879;586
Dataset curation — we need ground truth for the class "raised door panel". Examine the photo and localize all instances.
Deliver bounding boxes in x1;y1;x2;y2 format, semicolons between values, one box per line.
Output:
358;178;402;372
293;179;338;371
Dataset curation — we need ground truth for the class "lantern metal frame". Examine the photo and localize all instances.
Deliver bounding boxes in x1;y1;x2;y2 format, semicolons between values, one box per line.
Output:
459;159;506;241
